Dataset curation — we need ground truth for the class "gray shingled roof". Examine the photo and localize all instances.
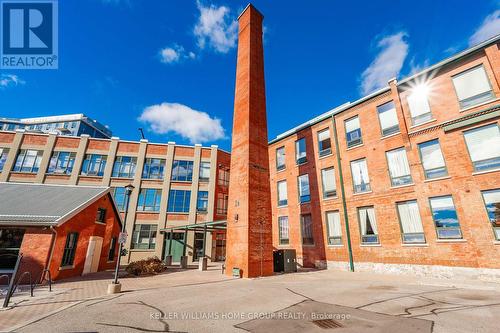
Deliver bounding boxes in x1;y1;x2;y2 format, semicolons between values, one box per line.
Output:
0;183;110;226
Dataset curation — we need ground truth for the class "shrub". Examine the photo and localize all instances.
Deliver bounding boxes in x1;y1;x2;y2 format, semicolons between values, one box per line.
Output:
125;256;167;276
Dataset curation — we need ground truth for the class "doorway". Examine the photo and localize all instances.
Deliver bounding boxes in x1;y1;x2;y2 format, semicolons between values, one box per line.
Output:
164;232;184;263
0;228;25;271
215;232;226;261
83;236;103;275
193;232;204;261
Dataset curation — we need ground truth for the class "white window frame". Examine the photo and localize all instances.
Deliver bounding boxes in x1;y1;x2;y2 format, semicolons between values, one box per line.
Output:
452;64;495;109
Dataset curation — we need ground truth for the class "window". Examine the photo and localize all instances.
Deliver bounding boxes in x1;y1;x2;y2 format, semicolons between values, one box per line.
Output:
217;193;228;215
112;156;137;178
358;207;378;244
278;216;289;245
386;148;412;186
108;237;117;261
277;180;288;206
297;174;310;203
377;101;400;136
218;169;230;186
317;129;332;157
0;148;9;172
407;88;433;125
326;211;342;245
13;149;43;173
61;232;78;267
171;160;193;181
96;208;106;222
350;159;370;193
481;189;500;240
345;116;362;148
452;65;494;109
112;187;128;212
295;138;307;164
199;162;211;181
131;224;157;249
197;191;209;212
397;201;425;243
429;196;462;239
47;151;76;174
81;154;107;176
142;158;165;179
301;214;314;245
418;139;448;179
137;189;162;212
276;146;286;171
167;189;191;213
463;124;500;172
321;167;337;198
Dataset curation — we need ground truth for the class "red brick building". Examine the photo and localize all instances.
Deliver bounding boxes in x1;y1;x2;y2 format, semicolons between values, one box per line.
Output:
0;183;122;281
269;35;500;279
0;132;230;266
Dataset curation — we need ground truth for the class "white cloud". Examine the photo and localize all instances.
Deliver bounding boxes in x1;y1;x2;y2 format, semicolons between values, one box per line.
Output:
360;32;409;95
138;102;225;143
0;74;25;89
409;57;430;75
159;45;196;64
469;10;500;46
193;1;238;53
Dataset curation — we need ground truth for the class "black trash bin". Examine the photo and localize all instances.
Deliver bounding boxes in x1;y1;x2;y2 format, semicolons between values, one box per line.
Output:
273;249;297;273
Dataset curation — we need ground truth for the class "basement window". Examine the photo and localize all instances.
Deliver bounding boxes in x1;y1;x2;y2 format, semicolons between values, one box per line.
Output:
396;200;425;243
481;189;500;241
358;207;379;244
429;196;462;239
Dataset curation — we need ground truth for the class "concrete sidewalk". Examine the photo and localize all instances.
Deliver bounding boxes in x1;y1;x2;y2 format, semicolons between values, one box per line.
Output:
2;264;500;332
0;264;230;332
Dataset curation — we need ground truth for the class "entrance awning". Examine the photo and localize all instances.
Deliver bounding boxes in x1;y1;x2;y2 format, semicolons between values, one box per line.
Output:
160;220;227;233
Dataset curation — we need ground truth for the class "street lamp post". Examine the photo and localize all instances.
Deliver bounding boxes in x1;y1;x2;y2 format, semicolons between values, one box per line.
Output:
109;184;134;293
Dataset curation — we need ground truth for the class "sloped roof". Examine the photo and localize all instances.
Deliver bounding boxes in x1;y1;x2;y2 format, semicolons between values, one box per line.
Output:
0;183;112;226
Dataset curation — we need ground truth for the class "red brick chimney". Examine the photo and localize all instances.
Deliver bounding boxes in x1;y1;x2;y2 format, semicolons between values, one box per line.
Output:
225;4;274;278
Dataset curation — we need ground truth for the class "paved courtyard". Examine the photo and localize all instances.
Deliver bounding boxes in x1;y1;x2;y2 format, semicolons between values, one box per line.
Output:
2;264;500;332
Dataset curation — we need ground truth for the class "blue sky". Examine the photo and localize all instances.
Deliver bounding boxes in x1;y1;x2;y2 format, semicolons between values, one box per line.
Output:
1;0;499;151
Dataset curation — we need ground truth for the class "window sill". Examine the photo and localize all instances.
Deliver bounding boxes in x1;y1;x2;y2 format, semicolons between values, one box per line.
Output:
381;132;401;140
59;265;75;271
423;176;451;183
111;176;134;180
493;241;500;245
402;243;429;247
277;205;288;208
296;161;308;167
299;201;311;205
197;211;208;214
346;144;364;151
327;244;344;248
459;97;499;113
276;167;286;173
106;260;115;263
136;211;160;214
410;118;437;129
318;153;333;160
142;178;165;181
390;183;415;189
322;196;338;201
435;239;467;243
472;168;500;176
352;191;372;196
167;212;189;215
79;174;102;178
46;173;72;176
277;244;290;248
130;249;156;252
95;221;106;225
360;243;381;247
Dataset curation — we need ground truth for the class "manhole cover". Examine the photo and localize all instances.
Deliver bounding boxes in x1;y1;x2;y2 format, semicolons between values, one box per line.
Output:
312;319;343;329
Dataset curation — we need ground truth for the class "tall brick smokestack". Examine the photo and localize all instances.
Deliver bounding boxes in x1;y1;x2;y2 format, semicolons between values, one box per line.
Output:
225;4;274;278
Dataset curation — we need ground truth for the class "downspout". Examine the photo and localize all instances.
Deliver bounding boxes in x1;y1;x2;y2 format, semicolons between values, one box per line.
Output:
331;115;354;272
44;226;58;281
